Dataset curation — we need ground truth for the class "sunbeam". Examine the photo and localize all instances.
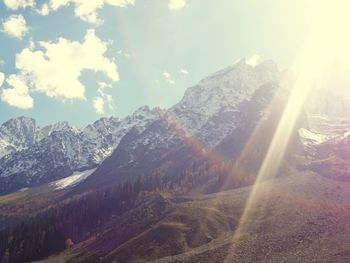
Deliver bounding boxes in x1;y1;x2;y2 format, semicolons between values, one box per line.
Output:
224;0;350;260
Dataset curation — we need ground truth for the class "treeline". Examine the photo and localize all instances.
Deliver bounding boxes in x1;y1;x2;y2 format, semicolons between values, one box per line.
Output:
139;157;253;195
0;181;141;263
0;158;252;262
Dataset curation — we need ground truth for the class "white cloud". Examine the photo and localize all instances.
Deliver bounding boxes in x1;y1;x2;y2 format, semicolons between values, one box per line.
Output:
38;3;50;16
41;0;135;24
245;54;261;67
168;0;186;10
117;49;131;58
93;81;114;114
1;75;34;109
2;30;118;110
2;15;29;39
106;94;113;106
93;96;105;114
98;81;112;90
163;72;171;79
15;29;118;102
163;71;175;85
28;37;35;50
0;72;5;87
3;0;35;10
179;69;189;75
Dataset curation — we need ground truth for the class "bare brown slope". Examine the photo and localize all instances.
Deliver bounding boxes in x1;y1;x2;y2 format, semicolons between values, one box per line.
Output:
153;172;350;263
36;171;350;263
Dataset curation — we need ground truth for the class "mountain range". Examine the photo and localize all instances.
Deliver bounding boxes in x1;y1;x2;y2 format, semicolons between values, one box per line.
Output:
1;59;350;262
0;59;282;195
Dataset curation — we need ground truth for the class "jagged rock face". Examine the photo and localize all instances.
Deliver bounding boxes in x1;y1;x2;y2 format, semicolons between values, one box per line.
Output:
78;61;289;192
0;117;37;158
170;60;280;137
0;107;161;194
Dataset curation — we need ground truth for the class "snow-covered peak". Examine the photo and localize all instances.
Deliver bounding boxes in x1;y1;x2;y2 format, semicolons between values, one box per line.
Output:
84;117;121;136
198;59;252;87
170;60;280;133
198;59;278;88
36;121;75;141
132;105;160;120
0;116;37;157
81;107;161;165
133;105;151;115
0;116;36;136
0;107;162;193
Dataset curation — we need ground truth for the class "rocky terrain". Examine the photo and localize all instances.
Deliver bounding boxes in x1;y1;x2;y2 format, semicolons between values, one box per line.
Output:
0;107;161;194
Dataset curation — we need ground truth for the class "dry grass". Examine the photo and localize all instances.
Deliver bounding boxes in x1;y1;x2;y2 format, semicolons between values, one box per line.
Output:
152;172;350;262
33;171;350;263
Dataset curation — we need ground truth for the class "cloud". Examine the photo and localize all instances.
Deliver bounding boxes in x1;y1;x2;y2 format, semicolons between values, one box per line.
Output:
93;81;114;114
3;0;35;10
245;54;261;67
28;37;35;50
168;0;186;10
38;3;50;16
1;75;34;109
40;0;135;24
0;72;5;87
2;30;118;111
117;49;130;58
14;29;118;102
97;81;112;90
93;97;105;114
2;15;29;39
163;71;175;85
179;69;189;75
163;72;171;79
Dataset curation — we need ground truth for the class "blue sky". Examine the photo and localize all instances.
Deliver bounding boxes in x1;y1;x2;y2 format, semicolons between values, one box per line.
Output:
0;0;309;127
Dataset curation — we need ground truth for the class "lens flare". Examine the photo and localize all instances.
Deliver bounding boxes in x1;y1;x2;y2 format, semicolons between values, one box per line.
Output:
224;0;350;260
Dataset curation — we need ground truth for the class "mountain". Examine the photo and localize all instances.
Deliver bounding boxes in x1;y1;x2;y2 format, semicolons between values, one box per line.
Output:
298;114;350;181
75;59;296;194
0;59;313;263
0;107;161;195
170;60;279;146
0;59;284;196
0;117;37;158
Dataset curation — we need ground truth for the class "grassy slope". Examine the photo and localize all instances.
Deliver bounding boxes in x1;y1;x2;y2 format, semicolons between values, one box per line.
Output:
0;185;64;215
0;183;67;231
153;172;350;262
34;171;350;263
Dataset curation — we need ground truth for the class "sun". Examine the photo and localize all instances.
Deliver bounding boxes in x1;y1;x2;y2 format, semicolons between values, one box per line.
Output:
224;1;350;260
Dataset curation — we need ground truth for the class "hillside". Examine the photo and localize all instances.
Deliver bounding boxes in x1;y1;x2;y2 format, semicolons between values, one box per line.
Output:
31;171;350;262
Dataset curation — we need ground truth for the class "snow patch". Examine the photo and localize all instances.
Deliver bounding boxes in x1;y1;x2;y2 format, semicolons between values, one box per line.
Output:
52;169;96;190
298;128;332;145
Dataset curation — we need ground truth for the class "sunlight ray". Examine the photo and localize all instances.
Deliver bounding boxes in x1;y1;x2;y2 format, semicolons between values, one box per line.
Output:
224;16;336;259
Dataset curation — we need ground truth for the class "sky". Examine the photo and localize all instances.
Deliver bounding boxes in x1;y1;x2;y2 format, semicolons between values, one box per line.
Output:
0;0;312;127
